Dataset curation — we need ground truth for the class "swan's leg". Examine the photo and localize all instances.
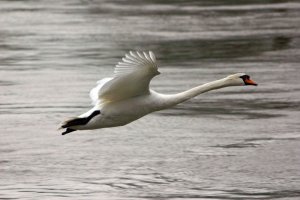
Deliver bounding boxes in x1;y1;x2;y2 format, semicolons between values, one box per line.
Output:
61;110;101;128
61;118;88;128
62;128;76;135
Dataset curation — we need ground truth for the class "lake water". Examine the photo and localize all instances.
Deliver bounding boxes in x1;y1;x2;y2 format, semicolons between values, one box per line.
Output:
1;0;300;199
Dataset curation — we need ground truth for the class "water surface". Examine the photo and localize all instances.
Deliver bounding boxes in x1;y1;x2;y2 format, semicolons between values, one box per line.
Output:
1;0;300;199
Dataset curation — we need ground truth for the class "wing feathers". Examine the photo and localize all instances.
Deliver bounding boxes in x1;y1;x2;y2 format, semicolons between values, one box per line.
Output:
149;51;156;62
89;77;113;105
143;52;151;61
91;51;160;105
114;51;158;77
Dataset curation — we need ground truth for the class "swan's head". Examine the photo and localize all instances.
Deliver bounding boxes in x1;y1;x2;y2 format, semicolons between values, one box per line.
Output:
226;73;257;86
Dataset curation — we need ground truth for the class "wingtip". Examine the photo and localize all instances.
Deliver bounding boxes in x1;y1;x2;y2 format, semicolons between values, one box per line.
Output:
149;51;156;61
127;51;156;60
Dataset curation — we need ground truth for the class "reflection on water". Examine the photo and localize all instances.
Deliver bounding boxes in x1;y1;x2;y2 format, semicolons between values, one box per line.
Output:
1;0;300;199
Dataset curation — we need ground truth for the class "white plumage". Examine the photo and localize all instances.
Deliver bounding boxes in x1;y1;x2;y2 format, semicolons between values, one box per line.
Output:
92;51;159;105
60;51;257;135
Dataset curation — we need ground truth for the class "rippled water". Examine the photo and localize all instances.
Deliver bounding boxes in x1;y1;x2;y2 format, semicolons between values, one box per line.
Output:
1;0;300;199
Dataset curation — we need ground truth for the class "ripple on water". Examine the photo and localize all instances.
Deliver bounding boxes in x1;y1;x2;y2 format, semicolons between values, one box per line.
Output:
133;189;300;199
213;142;259;149
0;81;16;86
1;0;300;199
157;99;294;119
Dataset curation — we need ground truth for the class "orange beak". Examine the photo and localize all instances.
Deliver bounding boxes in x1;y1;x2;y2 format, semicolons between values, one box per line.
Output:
245;78;258;86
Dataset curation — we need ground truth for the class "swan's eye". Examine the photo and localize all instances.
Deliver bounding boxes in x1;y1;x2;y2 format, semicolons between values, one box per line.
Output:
240;75;257;86
240;75;249;80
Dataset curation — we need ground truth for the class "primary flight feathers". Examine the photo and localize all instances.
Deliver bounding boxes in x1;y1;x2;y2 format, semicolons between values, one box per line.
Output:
114;51;158;77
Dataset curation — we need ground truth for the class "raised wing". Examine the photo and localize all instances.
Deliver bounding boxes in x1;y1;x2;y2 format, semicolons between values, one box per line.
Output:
90;51;160;105
114;51;158;78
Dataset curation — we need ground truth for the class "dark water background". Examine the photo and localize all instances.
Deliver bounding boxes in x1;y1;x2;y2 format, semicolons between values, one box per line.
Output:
1;0;300;199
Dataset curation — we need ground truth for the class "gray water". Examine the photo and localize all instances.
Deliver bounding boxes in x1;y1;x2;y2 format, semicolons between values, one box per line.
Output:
1;0;300;199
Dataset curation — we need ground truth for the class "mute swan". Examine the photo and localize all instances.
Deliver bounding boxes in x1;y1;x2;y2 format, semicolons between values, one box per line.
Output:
60;51;257;135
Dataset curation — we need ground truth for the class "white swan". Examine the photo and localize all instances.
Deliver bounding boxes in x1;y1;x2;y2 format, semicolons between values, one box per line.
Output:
60;51;257;135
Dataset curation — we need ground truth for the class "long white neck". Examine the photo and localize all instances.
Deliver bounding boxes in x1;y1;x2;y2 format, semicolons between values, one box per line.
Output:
158;77;232;109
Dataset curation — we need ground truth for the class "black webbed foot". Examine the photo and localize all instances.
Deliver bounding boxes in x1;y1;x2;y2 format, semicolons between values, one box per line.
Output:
62;128;76;135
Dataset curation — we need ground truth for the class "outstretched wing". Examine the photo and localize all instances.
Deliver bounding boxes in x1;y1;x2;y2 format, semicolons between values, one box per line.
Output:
90;51;160;105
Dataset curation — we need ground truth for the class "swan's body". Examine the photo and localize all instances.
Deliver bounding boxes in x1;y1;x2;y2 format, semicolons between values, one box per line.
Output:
60;51;257;135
